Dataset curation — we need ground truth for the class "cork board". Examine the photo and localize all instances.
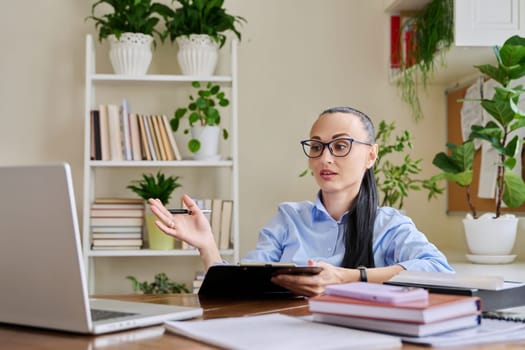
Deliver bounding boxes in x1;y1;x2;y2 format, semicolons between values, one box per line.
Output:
446;85;525;213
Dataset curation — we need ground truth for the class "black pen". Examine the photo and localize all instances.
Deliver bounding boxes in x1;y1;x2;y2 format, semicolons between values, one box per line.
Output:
168;209;212;215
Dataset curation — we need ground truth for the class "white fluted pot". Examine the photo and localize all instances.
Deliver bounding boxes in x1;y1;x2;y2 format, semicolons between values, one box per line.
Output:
108;33;153;75
176;34;219;76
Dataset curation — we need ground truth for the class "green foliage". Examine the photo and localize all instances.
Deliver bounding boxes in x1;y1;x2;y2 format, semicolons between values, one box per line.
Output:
170;81;230;153
432;35;525;218
87;0;172;45
396;0;454;121
127;273;189;294
127;171;182;205
431;140;476;217
163;0;247;48
374;121;443;209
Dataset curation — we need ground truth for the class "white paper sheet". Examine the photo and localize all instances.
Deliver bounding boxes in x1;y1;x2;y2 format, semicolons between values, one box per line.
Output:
164;313;401;350
402;318;525;347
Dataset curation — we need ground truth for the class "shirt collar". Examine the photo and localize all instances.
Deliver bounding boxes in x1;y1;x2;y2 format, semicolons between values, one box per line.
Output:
311;191;349;224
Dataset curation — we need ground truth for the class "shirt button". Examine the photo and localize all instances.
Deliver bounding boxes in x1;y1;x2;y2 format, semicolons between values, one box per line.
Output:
328;248;332;252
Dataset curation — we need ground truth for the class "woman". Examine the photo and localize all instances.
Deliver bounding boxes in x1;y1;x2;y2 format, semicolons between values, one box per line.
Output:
149;106;453;296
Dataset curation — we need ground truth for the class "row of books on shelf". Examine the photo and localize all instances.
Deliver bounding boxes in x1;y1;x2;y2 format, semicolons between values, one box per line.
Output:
90;100;182;162
88;197;233;251
90;198;145;250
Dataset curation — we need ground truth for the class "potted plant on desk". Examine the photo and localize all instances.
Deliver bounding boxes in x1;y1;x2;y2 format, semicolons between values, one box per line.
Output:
127;171;182;249
431;35;525;261
87;0;172;75
163;0;247;76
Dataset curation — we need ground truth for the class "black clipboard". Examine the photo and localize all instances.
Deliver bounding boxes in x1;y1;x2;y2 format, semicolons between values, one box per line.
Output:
197;263;323;297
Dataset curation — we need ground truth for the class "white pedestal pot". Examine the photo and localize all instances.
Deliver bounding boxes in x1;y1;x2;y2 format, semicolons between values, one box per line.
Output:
108;33;153;75
176;34;219;76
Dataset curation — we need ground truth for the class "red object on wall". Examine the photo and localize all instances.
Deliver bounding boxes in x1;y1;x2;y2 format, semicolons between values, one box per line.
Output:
390;15;401;69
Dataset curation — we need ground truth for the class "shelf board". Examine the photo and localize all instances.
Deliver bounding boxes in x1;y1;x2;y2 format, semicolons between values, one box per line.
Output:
88;160;234;167
90;74;233;83
389;46;497;86
384;0;431;13
87;248;234;257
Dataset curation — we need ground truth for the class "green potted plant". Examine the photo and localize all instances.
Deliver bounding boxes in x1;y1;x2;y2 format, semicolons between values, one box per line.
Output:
171;81;230;160
127;272;189;294
127;171;182;249
87;0;172;75
163;0;247;75
431;35;525;259
374;121;442;209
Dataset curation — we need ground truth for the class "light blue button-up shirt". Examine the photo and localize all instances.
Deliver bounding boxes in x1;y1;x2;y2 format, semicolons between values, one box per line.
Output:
242;196;453;272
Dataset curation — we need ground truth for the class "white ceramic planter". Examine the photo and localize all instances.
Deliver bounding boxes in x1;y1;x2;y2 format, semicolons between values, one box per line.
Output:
190;125;221;161
176;34;219;76
108;33;153;75
463;214;518;255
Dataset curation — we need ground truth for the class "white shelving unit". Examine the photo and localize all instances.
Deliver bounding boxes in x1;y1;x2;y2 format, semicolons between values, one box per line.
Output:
82;34;239;292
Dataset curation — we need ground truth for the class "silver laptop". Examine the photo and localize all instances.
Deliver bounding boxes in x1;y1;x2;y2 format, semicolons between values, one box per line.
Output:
0;163;202;334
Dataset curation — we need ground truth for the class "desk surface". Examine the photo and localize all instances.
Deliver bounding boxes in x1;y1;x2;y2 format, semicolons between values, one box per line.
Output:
1;293;524;349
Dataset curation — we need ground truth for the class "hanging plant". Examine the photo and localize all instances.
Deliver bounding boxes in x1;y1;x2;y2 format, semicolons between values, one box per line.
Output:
396;0;454;121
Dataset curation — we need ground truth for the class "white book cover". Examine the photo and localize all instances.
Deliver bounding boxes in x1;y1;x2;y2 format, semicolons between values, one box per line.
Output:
107;104;124;161
120;99;132;160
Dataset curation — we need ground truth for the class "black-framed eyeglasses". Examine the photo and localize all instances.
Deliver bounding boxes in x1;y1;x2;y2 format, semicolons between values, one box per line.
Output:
300;138;373;158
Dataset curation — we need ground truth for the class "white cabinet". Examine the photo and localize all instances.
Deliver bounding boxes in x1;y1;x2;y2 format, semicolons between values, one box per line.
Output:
455;0;525;46
82;34;239;292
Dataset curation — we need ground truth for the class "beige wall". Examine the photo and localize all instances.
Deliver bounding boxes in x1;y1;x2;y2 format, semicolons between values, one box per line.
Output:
1;1;522;293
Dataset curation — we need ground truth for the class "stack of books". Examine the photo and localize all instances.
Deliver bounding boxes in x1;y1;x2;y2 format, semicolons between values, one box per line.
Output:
309;282;481;337
90;198;145;250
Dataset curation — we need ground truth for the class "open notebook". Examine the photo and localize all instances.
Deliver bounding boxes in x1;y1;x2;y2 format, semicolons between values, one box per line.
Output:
0;163;202;334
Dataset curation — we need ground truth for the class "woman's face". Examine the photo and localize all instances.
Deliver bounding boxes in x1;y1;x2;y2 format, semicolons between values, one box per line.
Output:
308;112;378;198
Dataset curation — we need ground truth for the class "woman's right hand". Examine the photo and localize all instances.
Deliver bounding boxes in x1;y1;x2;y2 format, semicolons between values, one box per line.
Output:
148;194;222;269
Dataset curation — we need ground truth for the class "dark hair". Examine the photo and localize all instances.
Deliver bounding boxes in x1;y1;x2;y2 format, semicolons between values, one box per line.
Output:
319;107;378;268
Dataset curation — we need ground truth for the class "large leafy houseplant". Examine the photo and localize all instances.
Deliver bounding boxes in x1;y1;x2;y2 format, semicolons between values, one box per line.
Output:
171;81;230;154
431;35;525;257
432;35;525;219
87;0;172;44
163;0;246;47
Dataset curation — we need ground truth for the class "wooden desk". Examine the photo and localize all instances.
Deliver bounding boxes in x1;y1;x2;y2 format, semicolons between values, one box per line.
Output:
1;294;524;349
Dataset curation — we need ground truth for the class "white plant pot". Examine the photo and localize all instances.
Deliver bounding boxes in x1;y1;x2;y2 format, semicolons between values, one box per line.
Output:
108;33;153;75
176;34;219;76
463;214;518;255
190;125;221;161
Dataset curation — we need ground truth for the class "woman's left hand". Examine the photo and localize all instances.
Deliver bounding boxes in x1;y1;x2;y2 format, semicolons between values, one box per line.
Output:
271;259;351;297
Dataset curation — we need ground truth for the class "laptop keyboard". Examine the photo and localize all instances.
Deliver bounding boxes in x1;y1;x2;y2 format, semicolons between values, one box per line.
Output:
91;308;137;321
